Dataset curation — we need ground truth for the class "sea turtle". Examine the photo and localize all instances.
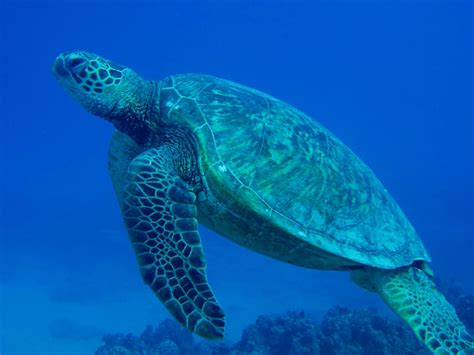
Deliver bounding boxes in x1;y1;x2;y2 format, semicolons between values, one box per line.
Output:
53;51;473;354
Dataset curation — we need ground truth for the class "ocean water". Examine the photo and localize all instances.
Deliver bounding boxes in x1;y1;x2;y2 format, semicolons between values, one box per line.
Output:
1;1;473;354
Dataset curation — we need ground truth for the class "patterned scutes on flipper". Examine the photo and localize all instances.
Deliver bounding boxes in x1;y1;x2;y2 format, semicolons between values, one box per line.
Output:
122;148;225;339
160;74;430;269
378;267;474;354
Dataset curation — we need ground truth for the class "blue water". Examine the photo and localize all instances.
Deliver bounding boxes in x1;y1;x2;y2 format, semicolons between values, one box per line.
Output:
1;1;473;354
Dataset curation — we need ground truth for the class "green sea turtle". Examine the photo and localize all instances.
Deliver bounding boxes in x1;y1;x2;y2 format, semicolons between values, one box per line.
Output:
53;51;473;354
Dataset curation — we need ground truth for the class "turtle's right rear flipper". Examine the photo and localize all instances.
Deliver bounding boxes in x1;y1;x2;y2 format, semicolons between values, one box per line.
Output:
366;267;473;354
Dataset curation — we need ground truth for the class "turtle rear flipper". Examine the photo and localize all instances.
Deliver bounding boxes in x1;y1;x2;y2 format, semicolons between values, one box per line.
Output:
120;147;225;339
353;267;473;354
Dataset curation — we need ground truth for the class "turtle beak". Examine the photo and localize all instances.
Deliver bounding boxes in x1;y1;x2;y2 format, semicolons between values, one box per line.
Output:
53;52;88;79
53;56;68;78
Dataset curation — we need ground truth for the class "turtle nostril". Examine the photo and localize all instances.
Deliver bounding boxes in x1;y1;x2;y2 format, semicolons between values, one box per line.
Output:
65;57;87;72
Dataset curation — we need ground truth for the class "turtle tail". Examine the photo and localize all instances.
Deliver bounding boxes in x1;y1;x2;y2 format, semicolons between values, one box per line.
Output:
352;266;474;354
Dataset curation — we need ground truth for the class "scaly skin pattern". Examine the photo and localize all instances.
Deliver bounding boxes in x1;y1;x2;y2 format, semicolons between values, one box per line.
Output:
121;147;225;339
159;74;430;269
53;51;155;143
353;267;474;354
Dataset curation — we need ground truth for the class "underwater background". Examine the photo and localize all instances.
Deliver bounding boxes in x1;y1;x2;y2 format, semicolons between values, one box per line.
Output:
1;1;473;354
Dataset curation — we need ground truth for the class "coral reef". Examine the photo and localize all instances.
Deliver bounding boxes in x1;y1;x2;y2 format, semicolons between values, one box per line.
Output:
233;311;320;355
141;319;194;354
96;309;422;355
95;319;193;355
319;307;425;355
96;333;144;355
95;282;473;355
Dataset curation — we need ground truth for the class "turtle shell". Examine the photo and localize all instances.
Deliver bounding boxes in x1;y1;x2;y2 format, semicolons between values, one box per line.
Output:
158;74;431;269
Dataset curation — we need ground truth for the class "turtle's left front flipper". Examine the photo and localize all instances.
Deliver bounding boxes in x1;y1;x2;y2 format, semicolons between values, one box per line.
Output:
121;147;225;339
353;267;473;354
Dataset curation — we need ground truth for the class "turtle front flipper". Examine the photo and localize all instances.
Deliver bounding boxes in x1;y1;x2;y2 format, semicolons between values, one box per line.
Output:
121;148;225;339
353;267;473;354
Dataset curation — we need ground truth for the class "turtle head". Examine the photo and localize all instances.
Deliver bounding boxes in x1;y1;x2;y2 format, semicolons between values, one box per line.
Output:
53;51;154;142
